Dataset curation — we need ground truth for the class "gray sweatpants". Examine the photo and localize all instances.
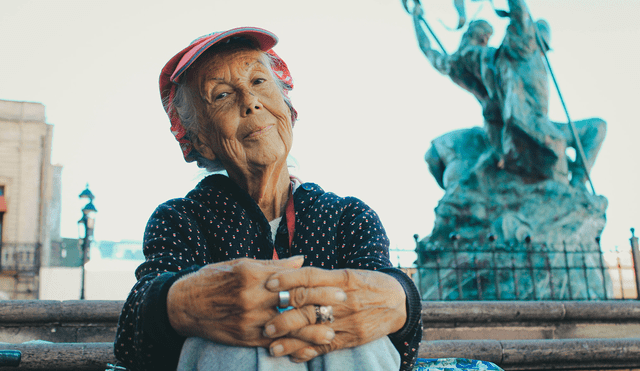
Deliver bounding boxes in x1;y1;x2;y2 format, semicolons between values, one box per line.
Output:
177;336;401;371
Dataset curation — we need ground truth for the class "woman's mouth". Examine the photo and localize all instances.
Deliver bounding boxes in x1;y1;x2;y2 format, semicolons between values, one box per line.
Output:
245;124;274;139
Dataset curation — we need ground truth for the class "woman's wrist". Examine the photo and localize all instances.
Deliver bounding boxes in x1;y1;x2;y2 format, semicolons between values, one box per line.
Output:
378;268;421;339
381;272;408;334
166;271;200;337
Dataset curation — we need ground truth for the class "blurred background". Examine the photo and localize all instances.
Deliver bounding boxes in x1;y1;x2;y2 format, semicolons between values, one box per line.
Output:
0;0;637;299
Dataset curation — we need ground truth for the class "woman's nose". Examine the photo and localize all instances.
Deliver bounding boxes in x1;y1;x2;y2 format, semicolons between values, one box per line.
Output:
241;90;263;116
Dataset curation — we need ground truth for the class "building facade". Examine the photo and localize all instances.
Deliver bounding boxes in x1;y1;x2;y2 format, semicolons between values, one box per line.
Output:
0;99;60;299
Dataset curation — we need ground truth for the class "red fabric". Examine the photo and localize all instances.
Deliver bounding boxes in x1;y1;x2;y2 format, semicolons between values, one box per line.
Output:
286;190;296;248
0;196;6;212
272;185;296;260
159;27;297;162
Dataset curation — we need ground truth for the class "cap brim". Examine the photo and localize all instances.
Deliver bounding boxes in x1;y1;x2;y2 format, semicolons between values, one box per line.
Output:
170;27;278;84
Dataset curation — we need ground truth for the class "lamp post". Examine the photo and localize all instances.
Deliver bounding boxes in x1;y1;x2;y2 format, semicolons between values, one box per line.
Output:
78;184;96;300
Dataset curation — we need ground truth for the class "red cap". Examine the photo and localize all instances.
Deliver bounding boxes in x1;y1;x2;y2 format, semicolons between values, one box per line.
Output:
159;27;296;162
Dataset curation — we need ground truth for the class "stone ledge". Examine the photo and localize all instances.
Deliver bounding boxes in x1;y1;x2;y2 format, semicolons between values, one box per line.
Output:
3;300;639;324
0;301;123;324
0;342;115;371
1;339;639;370
419;338;640;370
421;301;640;323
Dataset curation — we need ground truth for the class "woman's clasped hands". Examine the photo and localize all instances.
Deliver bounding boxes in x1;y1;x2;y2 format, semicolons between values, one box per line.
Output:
263;262;408;363
166;256;406;363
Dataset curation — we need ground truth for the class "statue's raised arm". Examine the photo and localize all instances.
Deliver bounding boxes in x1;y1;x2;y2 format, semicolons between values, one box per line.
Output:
412;4;450;75
506;0;530;25
502;0;545;59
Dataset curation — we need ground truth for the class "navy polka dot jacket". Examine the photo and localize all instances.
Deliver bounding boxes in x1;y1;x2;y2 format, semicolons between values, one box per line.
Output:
115;174;422;371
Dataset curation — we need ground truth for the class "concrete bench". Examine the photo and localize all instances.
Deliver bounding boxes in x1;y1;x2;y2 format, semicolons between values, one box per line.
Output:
420;301;640;341
0;343;115;370
2;339;639;371
1;300;639;370
0;301;121;344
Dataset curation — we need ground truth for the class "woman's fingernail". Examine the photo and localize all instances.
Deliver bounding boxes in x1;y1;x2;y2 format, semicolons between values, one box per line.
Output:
264;324;276;337
266;279;279;290
324;329;335;343
304;348;318;358
270;344;284;356
335;291;346;301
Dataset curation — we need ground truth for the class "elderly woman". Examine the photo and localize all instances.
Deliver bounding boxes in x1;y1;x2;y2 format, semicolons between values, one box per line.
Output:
115;27;422;371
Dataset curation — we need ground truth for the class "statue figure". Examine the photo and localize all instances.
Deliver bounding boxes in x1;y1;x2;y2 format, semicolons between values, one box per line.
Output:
407;0;610;300
425;126;489;190
413;0;606;188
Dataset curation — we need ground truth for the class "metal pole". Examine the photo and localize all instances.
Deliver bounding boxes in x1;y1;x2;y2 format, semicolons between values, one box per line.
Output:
630;228;640;300
489;234;500;300
512;257;519;300
525;2;596;195
419;17;449;56
79;215;88;300
582;253;591;300
413;234;422;298
78;184;96;300
450;234;464;300
405;0;449;56
616;247;626;300
540;48;595;195
596;237;609;299
563;241;574;299
474;256;483;300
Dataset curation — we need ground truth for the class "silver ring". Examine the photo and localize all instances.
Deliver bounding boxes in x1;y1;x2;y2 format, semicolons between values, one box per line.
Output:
278;291;290;308
315;305;335;324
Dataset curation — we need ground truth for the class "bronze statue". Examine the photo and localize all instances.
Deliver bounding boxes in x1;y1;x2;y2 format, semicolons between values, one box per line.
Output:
412;0;606;189
407;0;610;300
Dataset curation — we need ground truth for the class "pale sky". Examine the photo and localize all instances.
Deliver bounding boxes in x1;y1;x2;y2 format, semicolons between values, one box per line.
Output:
1;0;638;266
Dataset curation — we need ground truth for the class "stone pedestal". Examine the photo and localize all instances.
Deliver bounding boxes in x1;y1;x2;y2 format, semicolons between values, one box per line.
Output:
428;153;607;247
417;151;609;300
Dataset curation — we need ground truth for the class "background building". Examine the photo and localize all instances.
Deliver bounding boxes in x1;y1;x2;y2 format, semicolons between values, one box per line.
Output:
0;99;61;299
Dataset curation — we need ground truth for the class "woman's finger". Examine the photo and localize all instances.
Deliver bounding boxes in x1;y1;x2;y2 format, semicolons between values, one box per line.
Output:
268;337;312;358
259;255;305;269
266;282;346;310
289;342;336;363
268;324;335;357
266;267;350;291
289;324;335;345
263;305;317;338
287;286;346;308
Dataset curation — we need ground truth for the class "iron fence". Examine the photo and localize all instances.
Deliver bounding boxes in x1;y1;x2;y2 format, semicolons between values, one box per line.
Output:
0;242;41;273
394;230;640;301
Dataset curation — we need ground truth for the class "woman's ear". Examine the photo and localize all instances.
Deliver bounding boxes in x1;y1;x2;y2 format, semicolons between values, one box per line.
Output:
192;134;216;161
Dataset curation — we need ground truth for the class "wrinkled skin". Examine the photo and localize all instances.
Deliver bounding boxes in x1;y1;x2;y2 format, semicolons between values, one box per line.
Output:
167;256;348;348
189;47;293;221
263;267;407;362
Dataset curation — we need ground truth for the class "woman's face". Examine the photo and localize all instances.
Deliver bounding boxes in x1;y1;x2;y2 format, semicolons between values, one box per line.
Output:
191;48;293;173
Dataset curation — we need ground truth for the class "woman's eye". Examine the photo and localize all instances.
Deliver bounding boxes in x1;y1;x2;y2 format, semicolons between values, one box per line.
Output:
215;92;229;101
253;78;266;85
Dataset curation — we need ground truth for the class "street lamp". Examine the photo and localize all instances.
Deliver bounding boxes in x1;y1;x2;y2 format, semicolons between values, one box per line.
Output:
78;184;96;300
